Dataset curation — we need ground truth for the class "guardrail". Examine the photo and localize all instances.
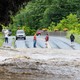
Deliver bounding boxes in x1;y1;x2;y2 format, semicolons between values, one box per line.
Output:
41;31;67;36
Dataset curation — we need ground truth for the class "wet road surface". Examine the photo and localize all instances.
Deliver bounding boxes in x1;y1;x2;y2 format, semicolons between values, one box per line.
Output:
5;36;80;50
16;36;80;50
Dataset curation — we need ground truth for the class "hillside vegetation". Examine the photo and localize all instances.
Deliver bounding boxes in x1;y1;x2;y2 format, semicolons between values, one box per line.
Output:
1;0;80;35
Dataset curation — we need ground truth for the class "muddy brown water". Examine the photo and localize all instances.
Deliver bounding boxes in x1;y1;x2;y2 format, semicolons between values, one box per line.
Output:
0;48;80;80
0;66;75;80
0;58;80;80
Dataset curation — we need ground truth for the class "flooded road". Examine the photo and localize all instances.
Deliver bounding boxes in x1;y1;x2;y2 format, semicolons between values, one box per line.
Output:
0;48;80;80
14;36;80;50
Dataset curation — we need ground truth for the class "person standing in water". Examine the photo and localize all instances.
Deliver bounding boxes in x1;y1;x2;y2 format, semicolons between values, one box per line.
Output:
45;34;49;48
33;34;37;48
70;34;75;44
4;29;9;43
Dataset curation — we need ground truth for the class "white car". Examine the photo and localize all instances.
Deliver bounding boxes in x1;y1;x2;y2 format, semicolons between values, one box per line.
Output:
16;30;26;40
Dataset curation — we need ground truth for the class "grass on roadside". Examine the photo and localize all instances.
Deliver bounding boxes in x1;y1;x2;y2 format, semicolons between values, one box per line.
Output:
74;35;80;44
0;32;4;47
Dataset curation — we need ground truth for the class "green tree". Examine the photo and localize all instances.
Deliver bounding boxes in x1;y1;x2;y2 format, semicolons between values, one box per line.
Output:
9;0;80;35
55;13;79;32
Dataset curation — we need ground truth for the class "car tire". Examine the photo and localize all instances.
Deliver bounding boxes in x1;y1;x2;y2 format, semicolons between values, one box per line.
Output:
16;37;18;40
24;37;26;40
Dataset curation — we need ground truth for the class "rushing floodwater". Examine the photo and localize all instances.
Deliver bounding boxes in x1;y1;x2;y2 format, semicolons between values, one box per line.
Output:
0;48;80;80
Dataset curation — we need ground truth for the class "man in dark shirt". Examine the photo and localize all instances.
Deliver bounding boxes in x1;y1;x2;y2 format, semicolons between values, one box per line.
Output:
70;34;75;44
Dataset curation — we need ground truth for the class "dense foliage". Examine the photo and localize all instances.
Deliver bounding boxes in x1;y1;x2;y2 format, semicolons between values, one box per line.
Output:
3;0;80;35
48;14;80;34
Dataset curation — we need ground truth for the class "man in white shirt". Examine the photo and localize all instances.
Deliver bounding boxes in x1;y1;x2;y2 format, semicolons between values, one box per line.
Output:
4;30;9;43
